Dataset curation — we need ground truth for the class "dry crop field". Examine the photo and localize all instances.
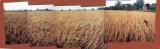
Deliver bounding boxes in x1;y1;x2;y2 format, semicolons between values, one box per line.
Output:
4;10;155;49
104;10;155;42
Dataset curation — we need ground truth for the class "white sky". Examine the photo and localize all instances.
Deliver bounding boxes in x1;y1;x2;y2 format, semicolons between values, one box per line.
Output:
3;0;156;11
106;0;156;7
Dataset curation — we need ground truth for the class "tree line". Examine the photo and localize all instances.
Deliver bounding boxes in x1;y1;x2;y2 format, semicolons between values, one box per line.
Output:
98;0;156;12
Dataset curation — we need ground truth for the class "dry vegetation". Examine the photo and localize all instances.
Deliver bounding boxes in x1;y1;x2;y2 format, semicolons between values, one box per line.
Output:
4;10;155;49
104;10;155;42
4;12;31;44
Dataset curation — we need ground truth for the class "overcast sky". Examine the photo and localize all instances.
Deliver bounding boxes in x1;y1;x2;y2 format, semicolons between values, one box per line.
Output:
3;0;156;10
107;0;156;6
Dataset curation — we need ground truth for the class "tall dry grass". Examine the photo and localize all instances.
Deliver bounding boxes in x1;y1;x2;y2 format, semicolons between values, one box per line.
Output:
4;12;31;44
4;10;155;49
104;10;155;42
26;10;106;49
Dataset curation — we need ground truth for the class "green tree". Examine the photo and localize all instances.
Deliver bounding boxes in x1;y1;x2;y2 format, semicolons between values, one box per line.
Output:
134;0;144;10
126;4;136;10
114;0;122;10
149;3;156;12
